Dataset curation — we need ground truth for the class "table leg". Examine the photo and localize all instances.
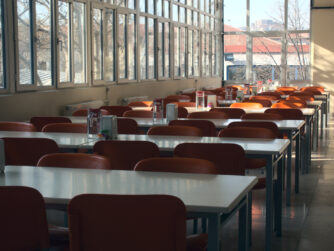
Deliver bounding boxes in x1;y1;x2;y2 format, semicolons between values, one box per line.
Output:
321;102;324;139
265;155;274;251
286;132;292;206
313;106;319;151
239;198;249;251
275;154;283;237
305;116;312;173
295;132;300;193
207;213;221;251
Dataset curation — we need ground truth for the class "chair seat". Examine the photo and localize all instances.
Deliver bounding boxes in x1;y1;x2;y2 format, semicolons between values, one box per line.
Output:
186;234;208;251
245;159;266;190
253;177;266;190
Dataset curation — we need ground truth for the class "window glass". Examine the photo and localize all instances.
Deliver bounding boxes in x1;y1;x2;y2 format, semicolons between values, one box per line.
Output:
157;0;162;16
147;18;155;79
58;1;70;83
148;0;154;14
128;14;136;80
92;8;103;80
224;0;246;30
164;1;169;18
140;0;145;12
193;29;199;76
105;8;115;81
188;30;193;76
0;0;3;88
173;4;178;22
288;0;310;30
174;26;179;76
139;17;146;79
118;14;126;79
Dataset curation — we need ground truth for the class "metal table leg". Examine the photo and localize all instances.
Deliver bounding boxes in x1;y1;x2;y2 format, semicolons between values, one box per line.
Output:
265;155;274;251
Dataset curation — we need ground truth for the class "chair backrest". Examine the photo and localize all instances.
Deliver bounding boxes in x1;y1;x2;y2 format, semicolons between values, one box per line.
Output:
117;118;140;134
37;153;112;169
169;119;217;137
209;108;245;119
230;102;263;108
188;111;229;119
218;127;277;139
250;95;279;101
226;121;280;138
0;186;49;250
100;106;132;117
30;117;72;131
0;122;37;132
241;112;284;120
72;109;110;116
290;91;315;99
68;194;186;251
170;102;196;107
123;110;154;118
265;108;305;120
147;125;203;136
272;101;306;109
300;87;323;94
276;87;297;92
287;95;314;101
257;92;282;99
3;137;59;165
41;123;87;133
135;157;218;174
93;140;160;170
177;106;189;118
128;101;153;107
247;99;272;107
165;95;192;102
174;143;245;175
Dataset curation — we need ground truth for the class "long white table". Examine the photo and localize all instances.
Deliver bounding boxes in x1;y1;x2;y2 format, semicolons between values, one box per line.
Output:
0;166;257;251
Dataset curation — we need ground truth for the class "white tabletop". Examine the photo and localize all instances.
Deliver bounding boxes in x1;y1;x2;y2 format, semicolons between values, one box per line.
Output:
0;131;94;149
0;166;257;213
82;134;290;155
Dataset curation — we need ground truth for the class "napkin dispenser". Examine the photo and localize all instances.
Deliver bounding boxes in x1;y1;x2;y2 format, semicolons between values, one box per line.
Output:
166;103;178;122
100;116;118;140
0;139;4;174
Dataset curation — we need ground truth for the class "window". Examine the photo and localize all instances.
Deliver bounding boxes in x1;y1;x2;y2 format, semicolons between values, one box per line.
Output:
157;21;170;79
0;0;6;89
140;17;156;80
174;25;186;78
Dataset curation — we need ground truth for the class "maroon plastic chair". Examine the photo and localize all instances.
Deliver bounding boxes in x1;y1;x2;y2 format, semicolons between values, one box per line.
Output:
210;108;245;119
0;122;37;132
72;109;110;116
227;121;280;138
30;117;72;131
241;112;284;120
2;137;59;166
135;157;218;174
100;106;132;117
37;153;112;170
177;107;189;118
174;143;245;175
123;110;154;118
265;108;305;120
128;101;153;107
93;140;160;170
117;118;141;134
169;119;217;137
248;99;272;107
0;186;49;251
188;111;229;119
68;194;207;251
147;125;203;137
41;123;87;133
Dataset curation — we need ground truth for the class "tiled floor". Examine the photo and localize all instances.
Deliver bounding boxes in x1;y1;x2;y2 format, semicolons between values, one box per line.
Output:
214;117;334;250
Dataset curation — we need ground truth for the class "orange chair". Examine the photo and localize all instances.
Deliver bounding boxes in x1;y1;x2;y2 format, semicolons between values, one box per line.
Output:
276;86;297;95
174;143;245;175
0;186;50;251
72;109;110;116
287;95;314;102
169;119;217;137
128;101;153;107
247;99;272;107
272;101;306;109
265;108;305;120
147;125;203;137
230;102;263;108
170;102;196;107
210;108;245;119
123;110;154;118
3;138;59;166
37;153;112;170
0;122;37;132
41;123;87;133
250;95;279;101
188;111;229;119
232;85;244;90
117;118;141;134
100;106;132;117
257;92;282;99
226;121;280;138
93;140;160;170
300;86;324;94
241;113;284;120
299;88;322;95
135;157;218;174
30;117;72;131
68;194;207;251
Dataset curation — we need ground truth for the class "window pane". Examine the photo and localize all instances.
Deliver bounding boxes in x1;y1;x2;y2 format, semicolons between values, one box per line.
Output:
0;1;3;88
188;30;193;76
180;7;185;23
180;27;186;77
288;0;310;30
105;8;115;81
187;9;192;25
202;32;211;76
128;0;135;9
164;1;169;18
250;0;284;31
164;23;170;77
140;0;145;12
199;0;204;11
118;14;126;79
193;30;199;76
193;11;198;26
148;0;154;14
157;0;162;16
17;0;32;85
36;0;52;86
173;4;178;22
225;0;245;30
73;2;86;84
139;17;146;79
174;27;180;76
92;9;103;80
224;34;246;80
287;32;310;81
128;14;136;80
58;1;70;83
147;18;155;79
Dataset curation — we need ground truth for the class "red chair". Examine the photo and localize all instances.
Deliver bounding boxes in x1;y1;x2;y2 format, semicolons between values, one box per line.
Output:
241;113;284;120
37;153;112;170
188;111;229;119
170;102;196;107
247;99;272;107
177;106;189;118
93;140;160;170
117;118;141;134
174;143;245;175
0;186;49;251
100;106;132;117
250;95;280;101
0;122;37;132
68;194;207;251
135;157;218;174
72;109;110;116
123;110;154;118
272;101;306;109
226;121;280;138
257;91;282;99
148;125;203;137
128;101;153;107
210;108;245;119
2;138;59;166
300;86;323;94
30;117;72;131
276;86;297;95
265;108;305;120
287;95;314;102
41;123;87;133
169;119;217;137
230;102;263;108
